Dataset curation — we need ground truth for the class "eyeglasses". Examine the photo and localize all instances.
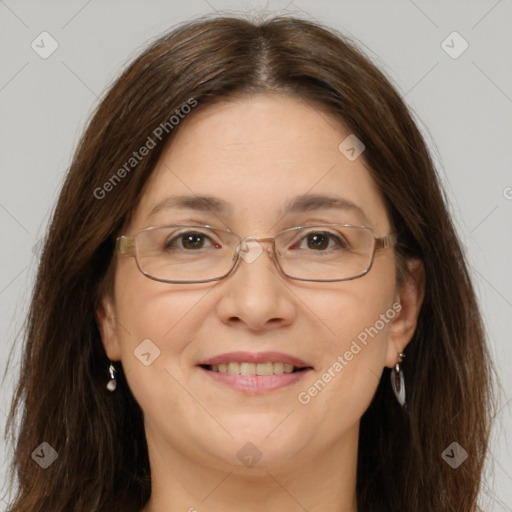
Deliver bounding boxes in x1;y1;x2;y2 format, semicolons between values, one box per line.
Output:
116;223;398;283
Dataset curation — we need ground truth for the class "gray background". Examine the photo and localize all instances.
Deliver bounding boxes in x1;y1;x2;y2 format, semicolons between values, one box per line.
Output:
1;0;511;510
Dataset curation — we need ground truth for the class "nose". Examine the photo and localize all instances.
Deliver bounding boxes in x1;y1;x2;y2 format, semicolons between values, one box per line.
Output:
214;238;297;331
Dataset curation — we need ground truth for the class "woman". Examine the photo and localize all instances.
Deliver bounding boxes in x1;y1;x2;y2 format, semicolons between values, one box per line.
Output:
5;14;494;512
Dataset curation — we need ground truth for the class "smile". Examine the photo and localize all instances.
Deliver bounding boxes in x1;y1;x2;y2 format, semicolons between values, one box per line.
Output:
198;364;313;394
197;351;313;394
201;362;309;375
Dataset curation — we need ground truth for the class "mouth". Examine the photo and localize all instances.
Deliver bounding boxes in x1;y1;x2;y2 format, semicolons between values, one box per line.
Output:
197;351;314;394
199;362;311;375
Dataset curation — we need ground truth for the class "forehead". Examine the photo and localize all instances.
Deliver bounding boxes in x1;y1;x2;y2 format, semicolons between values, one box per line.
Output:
131;94;390;233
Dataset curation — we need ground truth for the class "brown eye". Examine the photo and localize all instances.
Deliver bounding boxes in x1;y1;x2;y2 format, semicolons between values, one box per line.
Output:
164;231;218;251
181;233;205;250
306;233;329;250
292;231;349;251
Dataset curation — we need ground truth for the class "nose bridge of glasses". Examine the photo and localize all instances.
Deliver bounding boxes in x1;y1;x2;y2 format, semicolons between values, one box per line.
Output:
235;236;277;265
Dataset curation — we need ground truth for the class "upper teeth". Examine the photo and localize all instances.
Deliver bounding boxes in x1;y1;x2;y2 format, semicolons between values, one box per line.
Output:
210;362;296;375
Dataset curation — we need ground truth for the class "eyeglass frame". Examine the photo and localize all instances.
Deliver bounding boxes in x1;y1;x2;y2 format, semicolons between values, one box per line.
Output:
116;223;399;284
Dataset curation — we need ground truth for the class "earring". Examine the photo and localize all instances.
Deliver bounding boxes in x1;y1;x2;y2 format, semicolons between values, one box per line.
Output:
390;352;406;407
106;363;117;392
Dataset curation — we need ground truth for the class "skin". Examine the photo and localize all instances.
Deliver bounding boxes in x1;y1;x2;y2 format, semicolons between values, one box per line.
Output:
97;93;424;512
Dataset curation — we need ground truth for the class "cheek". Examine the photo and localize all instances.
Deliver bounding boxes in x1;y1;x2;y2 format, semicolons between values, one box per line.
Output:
315;253;396;348
295;317;392;443
297;258;396;417
113;258;203;346
111;264;207;402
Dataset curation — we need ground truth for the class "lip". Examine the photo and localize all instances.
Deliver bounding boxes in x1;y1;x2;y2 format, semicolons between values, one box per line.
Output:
197;351;314;395
198;351;312;368
199;366;313;394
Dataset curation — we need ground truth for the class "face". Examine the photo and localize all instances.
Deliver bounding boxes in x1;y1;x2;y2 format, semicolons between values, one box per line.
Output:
98;93;420;475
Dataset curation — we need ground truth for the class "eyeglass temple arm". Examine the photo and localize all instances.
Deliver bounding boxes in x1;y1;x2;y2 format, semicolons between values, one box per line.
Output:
375;234;398;250
116;236;136;256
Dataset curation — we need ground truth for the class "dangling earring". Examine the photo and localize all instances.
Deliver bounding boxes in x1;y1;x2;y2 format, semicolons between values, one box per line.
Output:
390;352;406;407
106;363;117;392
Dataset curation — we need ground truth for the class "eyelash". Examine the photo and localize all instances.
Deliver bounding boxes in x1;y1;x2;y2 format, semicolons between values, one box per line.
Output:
164;230;349;251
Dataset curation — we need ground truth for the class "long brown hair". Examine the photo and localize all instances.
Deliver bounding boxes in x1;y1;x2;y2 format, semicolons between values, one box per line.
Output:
5;14;495;512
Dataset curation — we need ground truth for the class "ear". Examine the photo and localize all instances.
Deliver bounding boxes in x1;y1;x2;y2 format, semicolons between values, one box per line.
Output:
384;258;425;368
95;293;122;361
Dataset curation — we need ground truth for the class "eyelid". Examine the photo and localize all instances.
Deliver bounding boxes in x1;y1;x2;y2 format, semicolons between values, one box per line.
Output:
140;220;229;231
286;226;351;244
139;222;227;233
142;221;370;238
164;226;241;248
274;219;364;236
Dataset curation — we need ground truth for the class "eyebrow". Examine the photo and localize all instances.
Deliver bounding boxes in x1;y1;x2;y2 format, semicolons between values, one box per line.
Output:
148;194;233;217
283;194;369;223
147;193;369;223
